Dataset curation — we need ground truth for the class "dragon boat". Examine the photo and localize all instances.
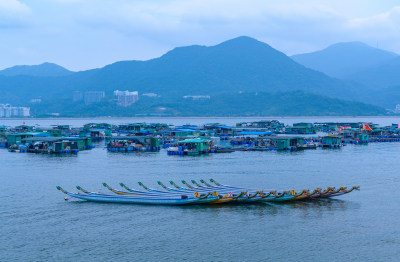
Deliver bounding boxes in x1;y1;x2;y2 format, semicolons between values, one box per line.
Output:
136;181;239;204
56;186;217;205
56;179;360;205
206;179;359;201
100;183;218;204
181;180;272;203
169;180;250;203
197;179;300;202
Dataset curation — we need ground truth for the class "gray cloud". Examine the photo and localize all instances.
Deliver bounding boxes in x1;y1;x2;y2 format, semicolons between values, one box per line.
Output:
0;0;32;28
1;0;400;70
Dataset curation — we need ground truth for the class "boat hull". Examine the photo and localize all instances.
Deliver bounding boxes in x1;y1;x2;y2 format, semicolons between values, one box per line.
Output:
66;192;213;205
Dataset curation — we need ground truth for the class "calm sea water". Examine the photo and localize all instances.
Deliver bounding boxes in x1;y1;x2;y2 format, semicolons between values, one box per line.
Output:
1;117;400;261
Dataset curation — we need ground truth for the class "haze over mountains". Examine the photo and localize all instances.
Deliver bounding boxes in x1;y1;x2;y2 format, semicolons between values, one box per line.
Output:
291;42;398;79
0;62;73;77
0;36;399;116
347;56;400;88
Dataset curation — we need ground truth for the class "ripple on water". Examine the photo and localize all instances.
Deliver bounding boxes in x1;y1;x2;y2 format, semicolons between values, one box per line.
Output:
1;139;400;261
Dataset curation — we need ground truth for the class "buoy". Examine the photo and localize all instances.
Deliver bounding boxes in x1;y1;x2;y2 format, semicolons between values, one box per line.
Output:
64;197;69;201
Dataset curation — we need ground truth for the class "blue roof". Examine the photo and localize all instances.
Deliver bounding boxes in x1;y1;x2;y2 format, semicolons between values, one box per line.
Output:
173;129;198;132
210;125;232;129
175;125;199;130
237;131;274;135
177;138;211;144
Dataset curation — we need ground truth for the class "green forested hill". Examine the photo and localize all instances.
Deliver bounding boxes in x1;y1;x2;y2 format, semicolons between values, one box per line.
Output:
292;42;398;79
0;62;73;77
29;91;386;117
0;36;390;115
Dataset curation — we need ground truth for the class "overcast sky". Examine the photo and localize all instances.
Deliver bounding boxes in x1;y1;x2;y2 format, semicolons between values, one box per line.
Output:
1;0;400;71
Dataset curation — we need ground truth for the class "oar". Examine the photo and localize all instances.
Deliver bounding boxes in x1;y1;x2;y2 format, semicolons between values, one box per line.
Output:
169;181;205;192
103;183;137;195
198;179;255;195
208;178;274;192
181;180;198;190
120;182;142;193
158;181;181;191
171;180;243;196
120;182;185;196
76;186;90;194
138;182;177;194
191;180;207;188
75;186;122;196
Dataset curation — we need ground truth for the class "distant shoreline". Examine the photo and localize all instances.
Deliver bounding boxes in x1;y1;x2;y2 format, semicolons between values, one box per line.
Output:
1;115;400;120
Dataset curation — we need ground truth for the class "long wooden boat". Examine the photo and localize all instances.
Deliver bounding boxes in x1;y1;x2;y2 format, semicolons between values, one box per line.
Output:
160;181;240;204
175;180;245;196
290;189;320;200
168;180;249;203
102;183;195;197
206;179;359;201
57;179;360;205
56;186;217;205
318;186;360;198
144;181;242;204
199;179;305;202
196;179;287;202
124;182;223;204
179;180;263;203
78;184;220;205
208;179;359;200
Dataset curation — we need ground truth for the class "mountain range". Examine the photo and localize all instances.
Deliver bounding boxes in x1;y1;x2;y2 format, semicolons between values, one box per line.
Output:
0;62;73;77
0;36;399;116
291;42;398;79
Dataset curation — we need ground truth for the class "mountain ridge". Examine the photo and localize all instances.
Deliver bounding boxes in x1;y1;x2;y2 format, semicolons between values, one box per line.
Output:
346;56;400;88
291;42;399;78
0;62;74;77
0;36;391;115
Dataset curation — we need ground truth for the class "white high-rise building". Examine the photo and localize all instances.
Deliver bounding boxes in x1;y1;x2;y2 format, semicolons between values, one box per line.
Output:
0;104;30;117
395;104;400;113
114;90;139;107
84;91;105;105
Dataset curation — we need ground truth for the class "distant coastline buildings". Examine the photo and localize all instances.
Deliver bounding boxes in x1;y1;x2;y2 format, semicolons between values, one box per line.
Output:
0;104;30;118
143;93;158;98
183;95;211;100
29;98;42;104
73;91;106;105
84;91;105;105
114;90;139;107
73;91;83;102
395;104;400;113
72;90;139;107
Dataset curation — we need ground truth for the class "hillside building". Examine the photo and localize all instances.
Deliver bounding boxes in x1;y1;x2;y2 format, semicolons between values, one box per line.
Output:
114;90;139;107
395;104;400;113
0;104;30;117
29;98;42;103
84;91;105;105
73;91;83;102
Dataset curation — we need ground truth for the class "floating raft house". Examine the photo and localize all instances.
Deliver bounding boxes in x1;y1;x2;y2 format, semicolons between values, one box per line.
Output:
285;123;317;134
106;136;160;152
167;137;215;155
19;137;93;153
321;135;342;148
